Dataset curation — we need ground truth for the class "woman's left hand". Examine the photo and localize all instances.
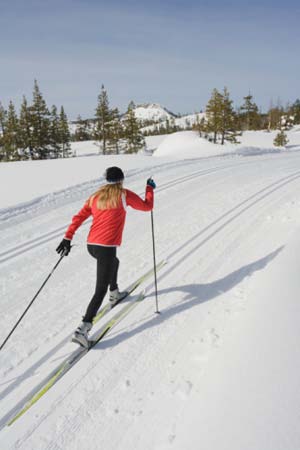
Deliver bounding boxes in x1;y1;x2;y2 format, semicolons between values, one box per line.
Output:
56;239;71;256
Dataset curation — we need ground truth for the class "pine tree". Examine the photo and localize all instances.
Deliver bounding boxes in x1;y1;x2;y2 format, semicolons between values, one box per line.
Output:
219;87;238;144
205;88;238;144
0;102;7;161
0;102;6;134
291;99;300;124
30;80;51;159
124;101;145;153
49;105;61;158
274;130;289;147
58;106;71;158
282;102;293;129
107;107;123;154
205;88;223;143
239;94;260;130
170;116;178;132
95;84;112;154
193;115;207;137
4;101;19;160
19;96;33;159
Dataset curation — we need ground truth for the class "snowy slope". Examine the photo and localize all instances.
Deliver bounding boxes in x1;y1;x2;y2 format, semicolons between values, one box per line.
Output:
1;141;300;449
0;154;170;211
68;104;175;136
154;128;300;159
134;103;175;122
141;112;206;134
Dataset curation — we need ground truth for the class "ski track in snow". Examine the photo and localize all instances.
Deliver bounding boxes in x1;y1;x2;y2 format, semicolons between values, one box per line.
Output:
0;155;292;264
1;152;300;449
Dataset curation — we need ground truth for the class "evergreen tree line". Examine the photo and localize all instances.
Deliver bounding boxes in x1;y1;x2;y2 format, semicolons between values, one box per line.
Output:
142;117;180;136
0;82;146;162
74;85;145;155
73;85;300;148
193;88;300;146
2;81;299;161
0;80;71;161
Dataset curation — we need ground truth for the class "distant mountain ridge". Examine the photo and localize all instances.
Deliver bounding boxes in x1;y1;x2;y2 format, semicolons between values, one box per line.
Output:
133;103;177;122
69;103;205;136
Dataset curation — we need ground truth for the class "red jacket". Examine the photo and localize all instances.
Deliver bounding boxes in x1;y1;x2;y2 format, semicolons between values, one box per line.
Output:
65;186;154;246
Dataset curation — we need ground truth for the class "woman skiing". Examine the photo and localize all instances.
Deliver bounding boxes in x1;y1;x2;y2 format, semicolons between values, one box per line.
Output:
56;166;156;348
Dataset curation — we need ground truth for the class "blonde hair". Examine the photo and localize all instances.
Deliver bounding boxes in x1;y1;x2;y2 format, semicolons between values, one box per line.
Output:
89;183;124;210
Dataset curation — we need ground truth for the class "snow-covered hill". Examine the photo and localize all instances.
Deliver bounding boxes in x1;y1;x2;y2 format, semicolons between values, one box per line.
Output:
133;103;176;122
154;127;300;158
1;133;300;449
141;111;206;134
68;104;205;138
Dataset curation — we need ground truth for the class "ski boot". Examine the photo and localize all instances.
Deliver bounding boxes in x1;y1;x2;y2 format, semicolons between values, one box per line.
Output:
109;288;128;308
72;321;92;348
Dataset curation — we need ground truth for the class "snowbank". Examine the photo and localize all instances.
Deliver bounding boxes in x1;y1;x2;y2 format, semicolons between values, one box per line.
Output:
144;134;167;152
153;131;278;159
154;131;227;158
154;129;300;159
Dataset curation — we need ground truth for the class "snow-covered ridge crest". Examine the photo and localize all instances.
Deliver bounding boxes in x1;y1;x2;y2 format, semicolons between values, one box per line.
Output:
134;103;176;122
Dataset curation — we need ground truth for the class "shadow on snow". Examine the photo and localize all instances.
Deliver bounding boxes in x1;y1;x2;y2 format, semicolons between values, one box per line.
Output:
97;246;283;350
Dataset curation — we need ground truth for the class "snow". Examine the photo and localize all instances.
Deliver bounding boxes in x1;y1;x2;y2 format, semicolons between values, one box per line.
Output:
0;153;170;211
177;234;300;450
141;112;206;134
134;103;175;122
154;128;300;159
154;131;226;158
173;112;206;128
1;129;300;449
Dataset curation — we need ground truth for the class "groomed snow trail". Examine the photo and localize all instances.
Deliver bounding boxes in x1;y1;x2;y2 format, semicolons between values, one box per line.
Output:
1;152;300;449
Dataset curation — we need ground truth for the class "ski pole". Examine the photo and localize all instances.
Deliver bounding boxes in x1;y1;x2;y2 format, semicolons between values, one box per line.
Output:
0;252;66;351
151;209;160;314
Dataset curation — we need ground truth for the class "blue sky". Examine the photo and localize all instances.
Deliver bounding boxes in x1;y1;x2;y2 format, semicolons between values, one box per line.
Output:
0;0;299;120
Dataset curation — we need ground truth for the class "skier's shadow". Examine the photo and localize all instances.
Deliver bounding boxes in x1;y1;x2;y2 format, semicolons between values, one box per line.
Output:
97;246;283;350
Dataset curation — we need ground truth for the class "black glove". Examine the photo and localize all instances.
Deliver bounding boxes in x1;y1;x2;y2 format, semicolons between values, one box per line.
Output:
56;238;71;256
147;178;156;189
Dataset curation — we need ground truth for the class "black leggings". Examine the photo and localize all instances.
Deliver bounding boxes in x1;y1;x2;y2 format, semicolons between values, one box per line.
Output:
83;245;119;323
